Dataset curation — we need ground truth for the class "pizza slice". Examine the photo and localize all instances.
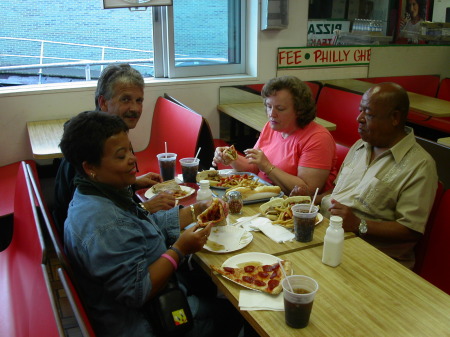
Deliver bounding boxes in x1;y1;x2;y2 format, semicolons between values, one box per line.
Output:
223;145;238;162
197;198;227;227
210;260;292;295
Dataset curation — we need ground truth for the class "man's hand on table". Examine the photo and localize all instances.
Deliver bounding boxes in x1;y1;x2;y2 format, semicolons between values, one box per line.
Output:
134;172;163;189
142;192;176;213
329;199;359;232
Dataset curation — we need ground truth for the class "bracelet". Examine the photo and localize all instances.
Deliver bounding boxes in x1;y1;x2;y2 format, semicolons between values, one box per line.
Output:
266;165;275;175
190;204;196;223
161;253;178;270
169;246;185;264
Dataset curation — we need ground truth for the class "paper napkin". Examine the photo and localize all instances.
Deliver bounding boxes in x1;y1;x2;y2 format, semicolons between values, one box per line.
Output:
249;218;295;243
239;290;284;311
206;226;246;252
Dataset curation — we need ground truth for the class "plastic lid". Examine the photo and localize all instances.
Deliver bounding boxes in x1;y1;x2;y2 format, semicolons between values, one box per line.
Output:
330;216;343;225
199;179;210;187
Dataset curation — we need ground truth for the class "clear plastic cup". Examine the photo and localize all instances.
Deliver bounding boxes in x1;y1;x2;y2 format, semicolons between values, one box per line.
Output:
282;275;319;329
179;157;200;183
292;204;319;242
157;153;177;181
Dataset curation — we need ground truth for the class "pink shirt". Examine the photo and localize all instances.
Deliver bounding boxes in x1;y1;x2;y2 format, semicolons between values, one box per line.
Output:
255;121;337;192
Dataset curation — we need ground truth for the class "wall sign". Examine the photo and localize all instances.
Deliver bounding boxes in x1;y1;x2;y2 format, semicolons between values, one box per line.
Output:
278;46;371;69
307;20;350;46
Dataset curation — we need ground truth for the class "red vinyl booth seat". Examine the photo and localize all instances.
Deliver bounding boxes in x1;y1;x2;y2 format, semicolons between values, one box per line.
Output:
0;162;62;337
0;159;37;217
316;86;362;147
418;188;450;295
134;97;204;175
437;78;450;101
358;75;440;97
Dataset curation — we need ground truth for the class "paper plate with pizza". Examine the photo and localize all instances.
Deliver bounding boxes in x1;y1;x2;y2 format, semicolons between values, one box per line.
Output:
259;196;323;229
210;252;292;295
145;180;195;200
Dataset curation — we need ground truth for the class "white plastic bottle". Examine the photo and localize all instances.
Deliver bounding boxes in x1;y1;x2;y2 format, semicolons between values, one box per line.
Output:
322;216;344;267
196;179;213;201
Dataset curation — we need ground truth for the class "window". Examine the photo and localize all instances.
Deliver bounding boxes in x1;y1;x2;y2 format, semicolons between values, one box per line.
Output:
0;0;245;86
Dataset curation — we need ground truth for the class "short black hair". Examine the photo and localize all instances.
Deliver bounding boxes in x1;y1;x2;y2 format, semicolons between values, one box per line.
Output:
261;76;316;128
95;63;144;109
59;111;129;176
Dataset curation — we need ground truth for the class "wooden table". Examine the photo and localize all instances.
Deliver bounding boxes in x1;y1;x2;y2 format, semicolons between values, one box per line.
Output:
211;237;450;337
193;200;355;275
322;79;450;118
26;118;67;159
217;103;337;132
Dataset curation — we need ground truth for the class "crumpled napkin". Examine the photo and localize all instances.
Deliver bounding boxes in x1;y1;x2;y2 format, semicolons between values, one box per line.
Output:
249;218;295;243
232;215;264;232
239;290;284;311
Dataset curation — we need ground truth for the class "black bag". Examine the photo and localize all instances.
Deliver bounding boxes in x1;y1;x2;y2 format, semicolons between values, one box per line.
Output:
144;277;194;337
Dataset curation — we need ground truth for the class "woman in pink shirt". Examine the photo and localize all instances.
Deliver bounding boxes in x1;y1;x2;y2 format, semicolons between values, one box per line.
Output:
213;76;337;196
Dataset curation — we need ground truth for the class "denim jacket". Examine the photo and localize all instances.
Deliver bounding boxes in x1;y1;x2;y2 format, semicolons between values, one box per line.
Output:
64;189;181;336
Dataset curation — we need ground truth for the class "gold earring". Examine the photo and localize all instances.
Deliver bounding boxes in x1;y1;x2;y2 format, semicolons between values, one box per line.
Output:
90;172;96;179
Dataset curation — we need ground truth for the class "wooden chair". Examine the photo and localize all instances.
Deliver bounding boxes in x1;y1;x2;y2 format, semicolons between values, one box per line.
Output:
0;162;62;336
316;86;362;147
418;188;450;295
0;160;37;217
58;267;96;337
134;97;204;175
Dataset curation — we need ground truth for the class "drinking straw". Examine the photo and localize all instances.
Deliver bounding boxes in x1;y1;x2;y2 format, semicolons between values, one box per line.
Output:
194;147;201;160
309;187;319;213
165;142;168;158
279;261;293;292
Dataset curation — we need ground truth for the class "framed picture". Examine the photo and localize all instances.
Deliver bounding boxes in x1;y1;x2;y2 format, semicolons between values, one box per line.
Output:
396;0;431;43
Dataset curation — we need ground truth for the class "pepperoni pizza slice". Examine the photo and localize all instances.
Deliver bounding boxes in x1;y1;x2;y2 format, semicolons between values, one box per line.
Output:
210;260;292;295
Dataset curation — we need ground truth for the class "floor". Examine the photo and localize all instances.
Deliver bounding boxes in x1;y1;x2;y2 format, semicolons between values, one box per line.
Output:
46;246;84;337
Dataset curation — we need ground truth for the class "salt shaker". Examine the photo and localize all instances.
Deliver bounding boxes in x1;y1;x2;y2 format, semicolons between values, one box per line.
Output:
226;191;243;214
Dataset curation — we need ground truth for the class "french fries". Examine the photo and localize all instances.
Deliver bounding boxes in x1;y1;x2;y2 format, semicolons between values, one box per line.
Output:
259;196;312;228
216;174;263;189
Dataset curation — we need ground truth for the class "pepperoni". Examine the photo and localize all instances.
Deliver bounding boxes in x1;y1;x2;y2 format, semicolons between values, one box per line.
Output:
254;279;266;287
262;264;273;272
223;267;235;274
270;271;278;279
268;279;280;290
258;271;269;278
244;265;255;273
242;276;254;284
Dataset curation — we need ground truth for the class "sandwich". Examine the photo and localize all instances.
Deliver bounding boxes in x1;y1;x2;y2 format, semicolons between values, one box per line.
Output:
225;185;281;201
151;180;182;194
223;145;238;162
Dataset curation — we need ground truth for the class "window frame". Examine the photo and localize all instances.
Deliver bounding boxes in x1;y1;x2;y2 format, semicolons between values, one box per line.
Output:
153;0;246;79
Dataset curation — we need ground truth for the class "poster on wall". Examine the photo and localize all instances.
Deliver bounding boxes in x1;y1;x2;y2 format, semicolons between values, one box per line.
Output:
396;0;431;43
278;46;371;69
307;20;351;46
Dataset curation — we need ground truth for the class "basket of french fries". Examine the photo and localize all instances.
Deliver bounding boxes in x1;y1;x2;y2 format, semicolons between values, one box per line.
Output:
259;196;312;229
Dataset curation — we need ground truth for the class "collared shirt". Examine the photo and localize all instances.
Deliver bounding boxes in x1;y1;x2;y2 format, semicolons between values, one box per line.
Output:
322;127;438;268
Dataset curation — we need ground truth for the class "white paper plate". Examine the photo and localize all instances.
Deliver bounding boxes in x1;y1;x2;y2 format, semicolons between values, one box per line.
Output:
222;252;281;268
144;185;195;200
220;253;288;292
316;213;323;226
203;226;253;253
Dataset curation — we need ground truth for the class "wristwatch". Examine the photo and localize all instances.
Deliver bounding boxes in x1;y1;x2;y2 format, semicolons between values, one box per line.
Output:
358;219;368;236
